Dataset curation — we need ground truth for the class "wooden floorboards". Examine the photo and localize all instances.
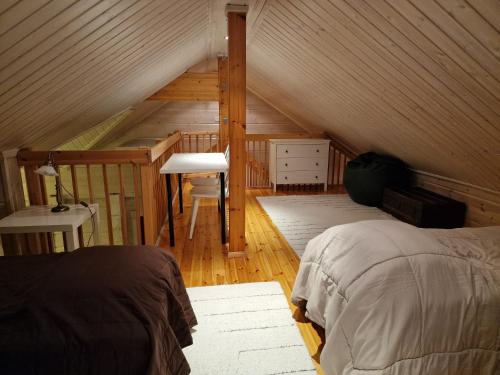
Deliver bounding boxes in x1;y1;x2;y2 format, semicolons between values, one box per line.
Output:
160;183;345;374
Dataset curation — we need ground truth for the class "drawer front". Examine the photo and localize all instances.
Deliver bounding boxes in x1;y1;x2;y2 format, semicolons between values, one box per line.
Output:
277;158;325;172
276;144;328;158
277;171;326;184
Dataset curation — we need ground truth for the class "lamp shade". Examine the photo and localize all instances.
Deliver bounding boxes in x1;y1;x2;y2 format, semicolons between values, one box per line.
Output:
34;164;58;177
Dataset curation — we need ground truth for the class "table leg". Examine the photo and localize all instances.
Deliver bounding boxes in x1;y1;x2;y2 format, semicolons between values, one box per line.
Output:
166;174;175;247
178;173;183;214
66;227;79;252
220;172;226;244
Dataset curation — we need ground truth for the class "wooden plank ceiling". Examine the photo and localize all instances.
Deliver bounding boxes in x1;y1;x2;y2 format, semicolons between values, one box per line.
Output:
0;0;210;149
246;0;500;190
0;0;499;190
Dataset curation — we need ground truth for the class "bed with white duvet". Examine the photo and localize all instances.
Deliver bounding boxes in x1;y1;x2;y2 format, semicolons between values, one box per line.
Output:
291;220;500;375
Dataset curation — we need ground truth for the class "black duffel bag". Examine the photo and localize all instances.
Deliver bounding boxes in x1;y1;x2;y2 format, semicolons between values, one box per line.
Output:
344;152;411;207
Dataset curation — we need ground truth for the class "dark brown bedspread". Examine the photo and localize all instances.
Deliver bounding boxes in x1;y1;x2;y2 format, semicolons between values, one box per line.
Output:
0;246;196;375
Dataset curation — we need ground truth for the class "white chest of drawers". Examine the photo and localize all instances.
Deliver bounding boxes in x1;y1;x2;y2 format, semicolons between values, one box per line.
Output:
269;139;330;192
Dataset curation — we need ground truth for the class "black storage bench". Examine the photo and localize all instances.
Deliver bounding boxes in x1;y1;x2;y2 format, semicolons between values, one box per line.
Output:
382;186;466;228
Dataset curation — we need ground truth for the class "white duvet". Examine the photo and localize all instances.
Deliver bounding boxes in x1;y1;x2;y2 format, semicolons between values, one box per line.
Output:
291;220;500;375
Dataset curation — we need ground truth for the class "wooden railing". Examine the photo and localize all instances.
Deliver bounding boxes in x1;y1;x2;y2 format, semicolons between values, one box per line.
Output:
178;131;357;189
16;132;182;253
245;133;357;188
326;136;357;186
181;131;220;153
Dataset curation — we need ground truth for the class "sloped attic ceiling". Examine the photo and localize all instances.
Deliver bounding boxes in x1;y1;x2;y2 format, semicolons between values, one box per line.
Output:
246;0;500;191
0;0;216;150
1;0;499;190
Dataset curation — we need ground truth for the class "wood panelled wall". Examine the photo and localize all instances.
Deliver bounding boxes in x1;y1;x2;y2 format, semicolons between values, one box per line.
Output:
416;171;500;227
104;91;305;148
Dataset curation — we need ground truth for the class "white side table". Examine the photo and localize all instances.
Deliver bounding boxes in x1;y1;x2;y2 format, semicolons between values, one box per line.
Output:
0;204;100;252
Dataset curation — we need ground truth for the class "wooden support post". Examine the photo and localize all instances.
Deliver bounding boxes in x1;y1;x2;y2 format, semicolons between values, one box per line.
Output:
227;5;248;256
218;55;229;150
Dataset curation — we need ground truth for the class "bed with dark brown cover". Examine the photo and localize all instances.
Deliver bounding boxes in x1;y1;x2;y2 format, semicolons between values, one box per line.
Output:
0;245;196;375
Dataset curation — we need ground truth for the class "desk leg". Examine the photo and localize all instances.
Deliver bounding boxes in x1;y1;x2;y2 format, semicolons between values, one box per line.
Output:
220;172;226;244
178;173;183;214
66;227;79;252
166;174;175;247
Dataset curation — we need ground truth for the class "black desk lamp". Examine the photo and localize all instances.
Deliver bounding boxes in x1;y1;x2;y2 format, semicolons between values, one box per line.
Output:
34;152;69;213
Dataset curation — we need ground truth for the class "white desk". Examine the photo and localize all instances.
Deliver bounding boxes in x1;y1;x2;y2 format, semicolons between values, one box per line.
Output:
0;204;100;252
160;153;228;246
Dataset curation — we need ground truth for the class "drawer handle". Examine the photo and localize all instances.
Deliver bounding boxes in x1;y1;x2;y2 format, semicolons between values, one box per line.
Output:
315;176;318;179
315;162;319;166
285;163;288;167
285;149;288;153
316;149;319;153
284;176;288;180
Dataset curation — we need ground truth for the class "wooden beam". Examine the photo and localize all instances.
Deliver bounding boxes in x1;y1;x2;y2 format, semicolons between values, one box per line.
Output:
227;8;248;255
218;56;229;150
147;72;219;102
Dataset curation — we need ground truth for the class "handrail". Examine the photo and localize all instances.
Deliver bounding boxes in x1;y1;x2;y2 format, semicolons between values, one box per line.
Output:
181;131;218;136
17;149;151;166
245;132;326;141
149;131;181;162
325;135;358;160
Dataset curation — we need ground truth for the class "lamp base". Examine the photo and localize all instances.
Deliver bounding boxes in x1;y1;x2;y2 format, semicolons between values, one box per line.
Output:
51;204;70;213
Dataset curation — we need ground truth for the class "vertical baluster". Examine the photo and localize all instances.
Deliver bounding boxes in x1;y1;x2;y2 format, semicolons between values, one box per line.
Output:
86;165;95;203
118;164;128;245
39;173;53;252
340;153;347;185
246;140;250;187
265;140;269;186
332;149;338;185
70;165;85;246
328;145;333;186
132;164;142;245
102;164;114;245
336;152;341;186
252;140;256;187
261;141;264;187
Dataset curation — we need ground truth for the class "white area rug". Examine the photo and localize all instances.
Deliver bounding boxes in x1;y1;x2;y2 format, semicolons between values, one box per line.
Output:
257;194;394;257
183;282;316;375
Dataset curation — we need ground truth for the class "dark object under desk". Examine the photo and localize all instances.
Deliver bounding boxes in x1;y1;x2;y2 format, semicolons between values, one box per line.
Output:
382;186;466;228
